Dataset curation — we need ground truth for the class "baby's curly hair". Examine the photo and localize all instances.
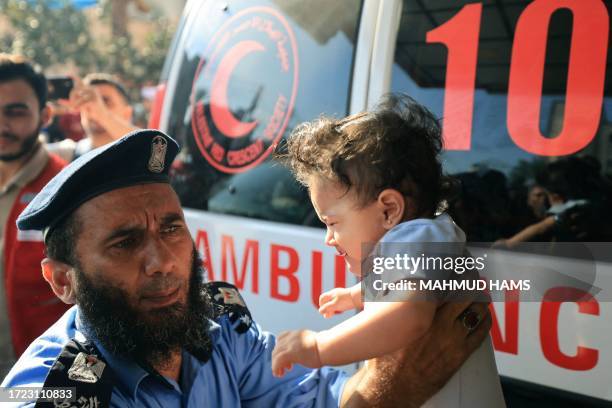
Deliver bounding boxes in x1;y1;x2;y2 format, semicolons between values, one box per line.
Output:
277;93;450;217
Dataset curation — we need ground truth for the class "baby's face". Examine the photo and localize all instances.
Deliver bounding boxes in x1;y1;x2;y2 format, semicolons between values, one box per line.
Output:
309;177;387;275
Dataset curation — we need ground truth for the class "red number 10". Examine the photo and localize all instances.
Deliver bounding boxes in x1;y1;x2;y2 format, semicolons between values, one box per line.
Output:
426;0;609;156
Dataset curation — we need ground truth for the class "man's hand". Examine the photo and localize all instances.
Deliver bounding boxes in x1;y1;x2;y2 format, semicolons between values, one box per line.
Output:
271;330;322;377
341;301;492;408
63;78;109;126
59;76;138;145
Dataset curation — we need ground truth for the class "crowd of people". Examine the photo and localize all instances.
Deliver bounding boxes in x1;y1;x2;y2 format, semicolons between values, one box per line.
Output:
447;159;612;246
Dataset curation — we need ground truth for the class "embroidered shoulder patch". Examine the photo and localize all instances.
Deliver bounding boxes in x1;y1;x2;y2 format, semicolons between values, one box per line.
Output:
204;281;253;334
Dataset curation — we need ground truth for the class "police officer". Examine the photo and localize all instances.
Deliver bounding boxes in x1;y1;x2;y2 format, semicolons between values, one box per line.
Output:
2;130;490;407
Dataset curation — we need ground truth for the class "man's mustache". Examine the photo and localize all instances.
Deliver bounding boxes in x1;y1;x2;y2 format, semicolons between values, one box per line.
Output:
0;132;19;142
139;276;183;297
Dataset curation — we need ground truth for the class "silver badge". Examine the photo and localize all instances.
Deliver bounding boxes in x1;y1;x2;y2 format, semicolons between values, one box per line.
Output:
67;352;106;383
148;135;168;173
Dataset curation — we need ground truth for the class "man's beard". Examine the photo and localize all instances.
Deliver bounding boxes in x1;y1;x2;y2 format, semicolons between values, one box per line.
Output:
0;126;40;162
74;248;214;369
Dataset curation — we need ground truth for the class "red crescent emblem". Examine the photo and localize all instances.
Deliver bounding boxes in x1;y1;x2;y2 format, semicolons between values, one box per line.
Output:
190;6;299;174
210;40;265;138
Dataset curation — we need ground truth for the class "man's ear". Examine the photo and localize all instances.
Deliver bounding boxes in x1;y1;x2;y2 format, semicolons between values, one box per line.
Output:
41;258;77;304
40;104;52;127
377;189;406;230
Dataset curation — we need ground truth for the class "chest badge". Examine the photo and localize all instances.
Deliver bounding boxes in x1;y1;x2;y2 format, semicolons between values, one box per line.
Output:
67;352;106;383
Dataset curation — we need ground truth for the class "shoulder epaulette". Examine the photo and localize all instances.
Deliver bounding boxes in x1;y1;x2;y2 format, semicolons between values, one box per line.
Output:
204;281;253;334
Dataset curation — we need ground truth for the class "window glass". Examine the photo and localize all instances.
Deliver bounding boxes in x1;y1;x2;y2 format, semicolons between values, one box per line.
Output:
392;0;612;242
166;0;362;227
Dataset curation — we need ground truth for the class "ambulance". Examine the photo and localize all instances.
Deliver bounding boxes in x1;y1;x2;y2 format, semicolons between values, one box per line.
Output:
150;0;612;406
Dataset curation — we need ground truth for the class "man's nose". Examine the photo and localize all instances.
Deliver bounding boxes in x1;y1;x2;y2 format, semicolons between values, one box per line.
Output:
143;236;176;277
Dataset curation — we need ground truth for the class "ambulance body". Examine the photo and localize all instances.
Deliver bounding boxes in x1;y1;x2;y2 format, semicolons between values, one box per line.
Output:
153;0;612;406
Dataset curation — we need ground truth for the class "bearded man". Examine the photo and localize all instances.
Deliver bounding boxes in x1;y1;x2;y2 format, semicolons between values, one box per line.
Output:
0;54;67;379
3;130;491;407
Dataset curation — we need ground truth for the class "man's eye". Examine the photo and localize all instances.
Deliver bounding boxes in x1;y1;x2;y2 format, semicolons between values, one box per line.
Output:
112;238;135;249
161;225;182;234
6;109;28;117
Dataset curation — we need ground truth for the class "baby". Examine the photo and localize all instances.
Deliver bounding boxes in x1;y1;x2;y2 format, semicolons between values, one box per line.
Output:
272;94;505;407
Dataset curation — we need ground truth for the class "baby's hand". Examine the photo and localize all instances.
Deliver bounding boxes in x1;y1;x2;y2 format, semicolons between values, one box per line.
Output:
318;288;355;318
271;330;321;377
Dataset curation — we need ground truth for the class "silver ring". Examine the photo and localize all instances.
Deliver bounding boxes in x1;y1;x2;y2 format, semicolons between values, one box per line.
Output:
460;308;481;332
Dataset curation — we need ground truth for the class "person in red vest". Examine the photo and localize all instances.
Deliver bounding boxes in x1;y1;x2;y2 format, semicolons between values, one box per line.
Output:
0;54;67;379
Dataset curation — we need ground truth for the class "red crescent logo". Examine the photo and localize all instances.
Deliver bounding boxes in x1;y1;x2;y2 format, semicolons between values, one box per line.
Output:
210;40;265;139
190;6;299;174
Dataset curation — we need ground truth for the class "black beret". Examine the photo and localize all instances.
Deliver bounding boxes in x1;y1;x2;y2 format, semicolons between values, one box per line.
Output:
17;129;180;238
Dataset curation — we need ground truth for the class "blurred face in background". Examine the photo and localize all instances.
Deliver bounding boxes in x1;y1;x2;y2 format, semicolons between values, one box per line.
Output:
527;185;548;219
0;79;48;162
81;83;132;136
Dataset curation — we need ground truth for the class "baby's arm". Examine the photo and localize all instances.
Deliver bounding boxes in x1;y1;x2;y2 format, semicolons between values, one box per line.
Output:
272;329;320;377
272;283;364;376
317;296;437;366
318;283;363;318
272;294;436;375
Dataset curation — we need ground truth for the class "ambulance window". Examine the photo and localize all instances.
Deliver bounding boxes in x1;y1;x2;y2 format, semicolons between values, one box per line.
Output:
391;0;612;242
167;0;362;227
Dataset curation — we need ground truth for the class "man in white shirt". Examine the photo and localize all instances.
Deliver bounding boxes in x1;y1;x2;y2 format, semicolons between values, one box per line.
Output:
48;73;138;161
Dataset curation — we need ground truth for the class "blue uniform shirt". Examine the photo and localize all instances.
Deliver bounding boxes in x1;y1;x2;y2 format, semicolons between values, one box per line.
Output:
2;307;348;407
